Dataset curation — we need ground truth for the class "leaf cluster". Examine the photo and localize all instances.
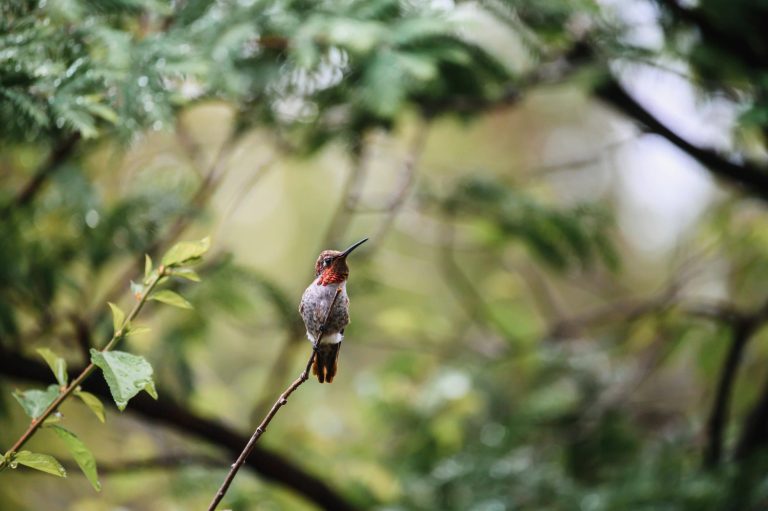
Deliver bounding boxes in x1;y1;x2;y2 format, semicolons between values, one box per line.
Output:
1;237;210;490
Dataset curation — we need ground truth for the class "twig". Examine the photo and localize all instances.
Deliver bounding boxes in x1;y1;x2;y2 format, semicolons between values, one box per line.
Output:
368;123;429;249
207;288;343;511
321;137;372;248
87;133;240;330
2;266;167;459
438;217;517;348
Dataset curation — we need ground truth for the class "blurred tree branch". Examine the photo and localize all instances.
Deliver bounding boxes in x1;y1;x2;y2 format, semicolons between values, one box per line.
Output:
3;133;80;214
94;132;241;310
596;77;768;202
438;217;517;351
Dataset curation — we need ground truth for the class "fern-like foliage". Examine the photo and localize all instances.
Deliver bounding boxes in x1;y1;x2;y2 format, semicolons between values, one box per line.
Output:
1;0;521;148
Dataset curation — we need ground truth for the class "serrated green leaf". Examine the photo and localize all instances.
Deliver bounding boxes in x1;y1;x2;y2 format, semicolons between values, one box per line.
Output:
49;425;100;491
161;236;210;267
90;349;157;411
126;326;151;337
13;385;59;419
144;254;153;281
143;380;158;400
74;391;105;423
170;268;200;282
43;414;62;426
149;290;193;310
107;302;125;334
13;451;66;477
36;348;68;387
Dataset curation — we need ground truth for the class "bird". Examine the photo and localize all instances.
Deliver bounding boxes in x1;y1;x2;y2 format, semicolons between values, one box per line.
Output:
299;237;368;383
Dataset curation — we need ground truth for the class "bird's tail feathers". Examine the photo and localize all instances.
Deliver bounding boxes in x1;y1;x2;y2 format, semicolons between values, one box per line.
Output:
312;343;341;383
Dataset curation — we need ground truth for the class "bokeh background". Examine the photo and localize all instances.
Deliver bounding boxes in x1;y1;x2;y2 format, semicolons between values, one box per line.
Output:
3;0;768;509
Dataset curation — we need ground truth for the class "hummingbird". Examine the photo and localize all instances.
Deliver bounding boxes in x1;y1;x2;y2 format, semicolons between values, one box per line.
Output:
299;237;368;383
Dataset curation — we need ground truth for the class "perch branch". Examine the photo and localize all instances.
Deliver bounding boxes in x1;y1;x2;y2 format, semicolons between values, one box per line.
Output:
207;288;343;511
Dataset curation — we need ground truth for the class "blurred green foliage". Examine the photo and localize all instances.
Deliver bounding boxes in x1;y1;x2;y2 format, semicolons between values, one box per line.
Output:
3;0;768;510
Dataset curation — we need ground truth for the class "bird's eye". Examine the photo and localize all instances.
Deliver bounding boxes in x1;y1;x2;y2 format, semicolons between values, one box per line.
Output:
323;257;332;266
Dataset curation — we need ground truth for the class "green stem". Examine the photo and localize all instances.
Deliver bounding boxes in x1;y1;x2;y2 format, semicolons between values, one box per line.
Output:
3;266;166;457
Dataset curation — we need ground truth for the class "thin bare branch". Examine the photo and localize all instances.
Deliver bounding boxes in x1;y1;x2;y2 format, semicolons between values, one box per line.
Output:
207;288;344;511
367;123;429;250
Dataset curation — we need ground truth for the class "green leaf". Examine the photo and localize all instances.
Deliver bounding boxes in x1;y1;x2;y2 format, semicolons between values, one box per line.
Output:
362;51;407;118
85;102;118;125
12;451;66;477
90;349;157;411
107;302;125;334
36;348;68;387
43;414;62;426
170;267;200;282
126;326;151;337
161;236;210;267
74;391;105;423
49;425;101;491
149;290;193;310
13;385;59;419
144;254;153;281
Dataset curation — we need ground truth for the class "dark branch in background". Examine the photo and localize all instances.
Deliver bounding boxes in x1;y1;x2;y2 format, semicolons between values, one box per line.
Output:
3;133;80;214
0;345;356;511
548;290;677;341
729;300;768;462
595;78;768;202
686;298;768;467
207;288;344;511
655;0;768;69
736;373;768;462
705;319;754;467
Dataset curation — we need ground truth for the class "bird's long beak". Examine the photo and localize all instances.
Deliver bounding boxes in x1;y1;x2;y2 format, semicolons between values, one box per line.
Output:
340;237;368;258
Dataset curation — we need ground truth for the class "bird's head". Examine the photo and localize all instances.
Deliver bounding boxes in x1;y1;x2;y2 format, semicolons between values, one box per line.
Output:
314;238;368;286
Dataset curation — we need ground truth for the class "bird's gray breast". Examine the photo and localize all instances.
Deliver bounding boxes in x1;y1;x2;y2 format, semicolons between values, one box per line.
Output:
300;281;349;344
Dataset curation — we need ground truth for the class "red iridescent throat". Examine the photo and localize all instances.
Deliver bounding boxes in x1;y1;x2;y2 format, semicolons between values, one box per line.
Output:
318;265;348;286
